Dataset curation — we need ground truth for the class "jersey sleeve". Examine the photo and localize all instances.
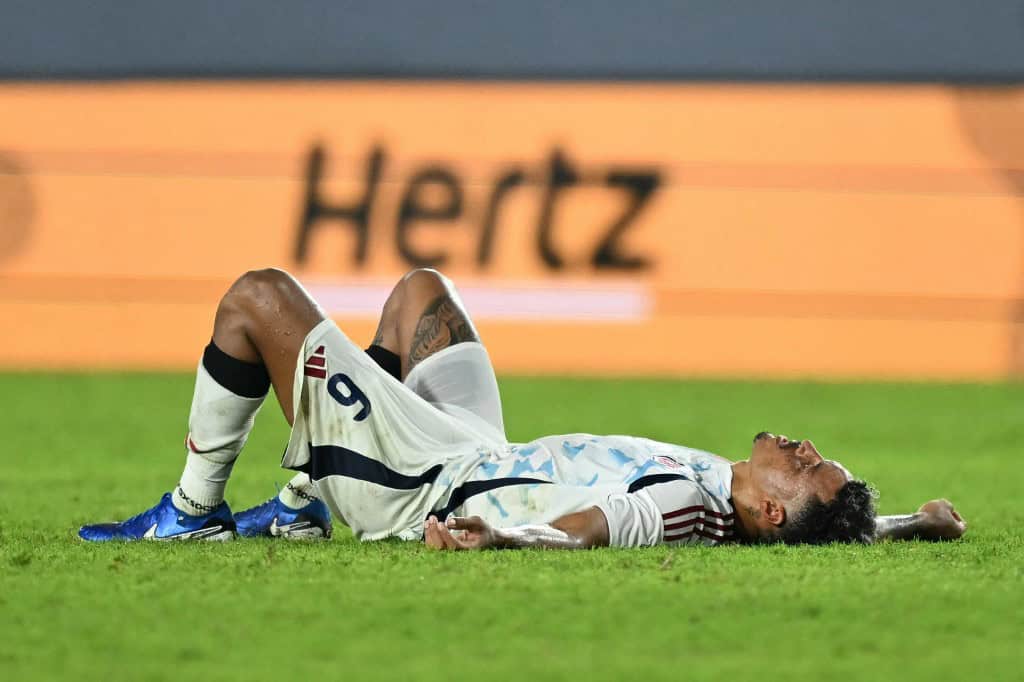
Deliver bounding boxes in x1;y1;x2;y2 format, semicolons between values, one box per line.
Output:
595;480;735;547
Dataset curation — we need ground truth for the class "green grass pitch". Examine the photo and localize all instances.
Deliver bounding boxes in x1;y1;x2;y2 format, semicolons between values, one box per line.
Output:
1;373;1021;681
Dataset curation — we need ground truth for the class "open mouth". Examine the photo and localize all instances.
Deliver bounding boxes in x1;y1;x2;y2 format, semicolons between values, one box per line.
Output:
753;432;802;449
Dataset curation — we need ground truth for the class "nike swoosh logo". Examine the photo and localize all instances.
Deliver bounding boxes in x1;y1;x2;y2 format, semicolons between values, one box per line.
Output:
143;523;228;541
270;518;312;536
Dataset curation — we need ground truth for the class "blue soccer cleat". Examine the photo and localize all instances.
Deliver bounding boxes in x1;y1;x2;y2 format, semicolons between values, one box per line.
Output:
234;495;332;539
78;492;236;542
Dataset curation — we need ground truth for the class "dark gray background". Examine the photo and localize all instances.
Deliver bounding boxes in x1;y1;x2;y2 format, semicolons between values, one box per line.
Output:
2;1;1023;82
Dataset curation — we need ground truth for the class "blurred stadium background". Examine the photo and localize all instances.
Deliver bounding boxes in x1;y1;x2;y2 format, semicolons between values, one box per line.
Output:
3;1;1023;379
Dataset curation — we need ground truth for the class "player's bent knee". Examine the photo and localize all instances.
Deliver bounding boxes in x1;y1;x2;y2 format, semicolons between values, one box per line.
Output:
217;269;305;329
229;268;300;307
399;268;451;303
401;268;448;288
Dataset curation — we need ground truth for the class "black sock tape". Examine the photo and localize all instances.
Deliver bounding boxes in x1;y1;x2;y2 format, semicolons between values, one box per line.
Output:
202;341;270;398
365;344;402;381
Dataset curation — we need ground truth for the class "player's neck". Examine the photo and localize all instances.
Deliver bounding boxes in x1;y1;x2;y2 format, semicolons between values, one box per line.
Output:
729;461;760;543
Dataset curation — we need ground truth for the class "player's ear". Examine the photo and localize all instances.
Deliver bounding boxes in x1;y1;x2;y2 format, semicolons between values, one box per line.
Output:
763;498;786;527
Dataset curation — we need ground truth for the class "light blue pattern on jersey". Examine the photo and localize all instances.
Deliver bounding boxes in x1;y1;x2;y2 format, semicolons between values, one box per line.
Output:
486;492;510;518
469;434;734;504
562;441;586;459
608;448;631;466
625;458;662;485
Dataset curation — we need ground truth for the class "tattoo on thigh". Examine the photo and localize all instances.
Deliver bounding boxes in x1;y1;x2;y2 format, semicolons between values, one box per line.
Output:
370;323;385;347
409;296;478;368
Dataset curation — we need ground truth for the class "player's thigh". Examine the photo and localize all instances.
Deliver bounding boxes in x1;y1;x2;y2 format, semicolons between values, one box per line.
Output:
400;269;481;377
215;268;326;424
373;268;481;378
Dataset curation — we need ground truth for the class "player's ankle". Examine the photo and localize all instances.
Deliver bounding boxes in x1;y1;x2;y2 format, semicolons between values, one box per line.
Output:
172;484;223;517
279;481;319;510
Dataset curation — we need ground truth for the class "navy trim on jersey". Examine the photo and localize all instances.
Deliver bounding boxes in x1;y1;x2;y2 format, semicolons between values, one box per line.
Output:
307;443;443;489
429;478;550;521
627;473;689;493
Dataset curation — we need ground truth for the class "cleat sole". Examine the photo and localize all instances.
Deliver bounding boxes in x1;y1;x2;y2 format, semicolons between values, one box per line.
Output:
281;526;329;540
270;520;330;540
269;518;331;540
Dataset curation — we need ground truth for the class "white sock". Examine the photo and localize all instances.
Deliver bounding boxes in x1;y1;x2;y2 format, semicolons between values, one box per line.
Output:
279;473;319;509
173;359;266;515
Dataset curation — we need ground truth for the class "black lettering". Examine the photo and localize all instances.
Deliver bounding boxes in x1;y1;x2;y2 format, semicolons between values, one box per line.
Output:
295;144;384;266
477;168;525;267
536;149;580;270
592;170;661;270
396;167;463;268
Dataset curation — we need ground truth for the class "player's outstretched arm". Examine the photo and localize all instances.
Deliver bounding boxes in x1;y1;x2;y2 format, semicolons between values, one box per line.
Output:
423;509;610;551
874;499;967;542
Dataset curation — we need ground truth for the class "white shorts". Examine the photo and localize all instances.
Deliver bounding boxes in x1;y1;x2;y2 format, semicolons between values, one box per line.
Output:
403;343;505;444
282;320;507;540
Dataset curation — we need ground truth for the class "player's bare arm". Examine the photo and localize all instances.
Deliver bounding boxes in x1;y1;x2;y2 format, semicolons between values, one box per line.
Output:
874;499;967;542
426;503;968;552
424;508;610;551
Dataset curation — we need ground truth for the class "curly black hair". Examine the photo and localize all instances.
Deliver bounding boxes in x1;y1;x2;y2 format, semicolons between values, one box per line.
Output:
776;480;877;545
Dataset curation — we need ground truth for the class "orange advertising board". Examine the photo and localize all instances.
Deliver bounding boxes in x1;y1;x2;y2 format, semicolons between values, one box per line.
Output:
0;82;1022;377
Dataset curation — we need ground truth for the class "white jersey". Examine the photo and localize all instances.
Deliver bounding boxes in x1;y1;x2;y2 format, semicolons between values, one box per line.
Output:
448;435;736;547
283;320;736;546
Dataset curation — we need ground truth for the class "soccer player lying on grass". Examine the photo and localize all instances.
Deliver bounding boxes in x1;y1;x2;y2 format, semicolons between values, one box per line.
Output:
79;269;967;548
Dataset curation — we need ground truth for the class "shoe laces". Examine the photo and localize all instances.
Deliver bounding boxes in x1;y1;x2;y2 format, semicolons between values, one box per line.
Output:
118;498;164;527
244;493;281;519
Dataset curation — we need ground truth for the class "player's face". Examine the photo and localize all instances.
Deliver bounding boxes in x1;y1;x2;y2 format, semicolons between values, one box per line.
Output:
748;432;852;504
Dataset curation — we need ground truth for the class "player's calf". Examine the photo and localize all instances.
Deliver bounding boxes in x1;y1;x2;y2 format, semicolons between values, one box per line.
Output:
79;268;325;542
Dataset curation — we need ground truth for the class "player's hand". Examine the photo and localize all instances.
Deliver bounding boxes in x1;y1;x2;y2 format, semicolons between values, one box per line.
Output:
423;515;499;550
916;499;967;540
